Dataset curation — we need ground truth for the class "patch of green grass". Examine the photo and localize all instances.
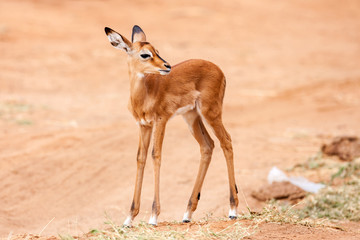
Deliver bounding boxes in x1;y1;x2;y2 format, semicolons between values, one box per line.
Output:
289;151;325;171
298;159;360;221
0;101;35;126
16;119;33;125
297;182;360;221
331;160;360;182
0;101;33;112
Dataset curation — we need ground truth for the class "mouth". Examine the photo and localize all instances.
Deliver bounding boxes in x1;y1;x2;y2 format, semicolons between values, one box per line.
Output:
159;69;171;75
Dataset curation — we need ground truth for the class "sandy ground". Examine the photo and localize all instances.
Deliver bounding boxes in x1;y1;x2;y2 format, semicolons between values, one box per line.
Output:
1;0;360;238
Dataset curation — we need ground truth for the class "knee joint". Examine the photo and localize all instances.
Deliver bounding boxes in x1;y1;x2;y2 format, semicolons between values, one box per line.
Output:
201;145;213;156
137;149;147;164
152;148;161;160
221;142;233;152
137;155;146;166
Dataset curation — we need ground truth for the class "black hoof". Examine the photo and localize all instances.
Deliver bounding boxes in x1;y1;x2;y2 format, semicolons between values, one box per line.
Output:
183;219;190;223
229;216;237;220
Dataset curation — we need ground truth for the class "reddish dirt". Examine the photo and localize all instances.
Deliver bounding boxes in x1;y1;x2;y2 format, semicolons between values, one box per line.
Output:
248;222;360;240
1;0;360;238
157;220;360;240
160;221;360;240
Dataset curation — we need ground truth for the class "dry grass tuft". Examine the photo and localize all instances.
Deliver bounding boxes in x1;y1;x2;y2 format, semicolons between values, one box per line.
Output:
79;217;256;240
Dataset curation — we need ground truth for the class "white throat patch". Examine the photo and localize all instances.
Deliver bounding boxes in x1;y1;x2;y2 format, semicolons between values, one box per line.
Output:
137;73;145;79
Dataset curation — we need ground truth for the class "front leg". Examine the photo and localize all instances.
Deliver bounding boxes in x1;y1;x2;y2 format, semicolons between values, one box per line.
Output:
149;118;167;226
123;124;153;227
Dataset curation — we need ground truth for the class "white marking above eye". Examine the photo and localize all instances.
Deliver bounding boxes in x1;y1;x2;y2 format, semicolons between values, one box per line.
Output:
139;49;153;59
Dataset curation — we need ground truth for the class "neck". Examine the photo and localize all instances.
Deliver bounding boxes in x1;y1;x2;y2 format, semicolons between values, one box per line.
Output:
128;64;148;113
128;58;146;95
130;71;146;94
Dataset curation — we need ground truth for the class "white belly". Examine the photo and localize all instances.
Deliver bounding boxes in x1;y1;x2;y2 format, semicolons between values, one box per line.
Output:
172;104;195;118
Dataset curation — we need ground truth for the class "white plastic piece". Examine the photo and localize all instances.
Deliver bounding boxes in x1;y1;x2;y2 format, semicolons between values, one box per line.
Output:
288;176;325;193
267;166;325;193
267;166;289;184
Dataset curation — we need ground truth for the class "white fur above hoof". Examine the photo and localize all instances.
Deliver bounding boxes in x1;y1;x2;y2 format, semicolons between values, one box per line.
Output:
182;211;192;223
148;215;157;226
228;208;237;219
123;216;132;227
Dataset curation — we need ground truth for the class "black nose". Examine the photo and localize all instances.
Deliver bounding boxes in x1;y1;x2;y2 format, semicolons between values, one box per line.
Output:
164;63;171;69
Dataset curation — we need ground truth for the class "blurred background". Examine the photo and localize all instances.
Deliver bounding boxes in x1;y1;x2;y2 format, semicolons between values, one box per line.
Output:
0;0;359;237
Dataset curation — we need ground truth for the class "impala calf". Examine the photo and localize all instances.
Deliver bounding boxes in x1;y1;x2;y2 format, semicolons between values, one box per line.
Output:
104;25;239;227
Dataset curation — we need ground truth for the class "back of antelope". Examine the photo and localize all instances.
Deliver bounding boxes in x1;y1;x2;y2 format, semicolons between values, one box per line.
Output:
104;25;239;227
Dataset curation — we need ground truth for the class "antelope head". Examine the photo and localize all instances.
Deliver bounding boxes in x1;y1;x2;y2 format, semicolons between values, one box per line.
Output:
105;25;171;76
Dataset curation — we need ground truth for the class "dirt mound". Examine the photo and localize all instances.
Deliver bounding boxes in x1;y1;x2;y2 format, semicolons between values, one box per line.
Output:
322;137;360;161
251;182;306;202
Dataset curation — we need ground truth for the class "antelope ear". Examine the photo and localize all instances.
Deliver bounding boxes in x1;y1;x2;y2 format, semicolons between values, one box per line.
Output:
104;27;132;53
132;25;146;43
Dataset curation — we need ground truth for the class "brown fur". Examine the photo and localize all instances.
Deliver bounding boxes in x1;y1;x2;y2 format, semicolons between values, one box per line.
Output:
128;59;225;123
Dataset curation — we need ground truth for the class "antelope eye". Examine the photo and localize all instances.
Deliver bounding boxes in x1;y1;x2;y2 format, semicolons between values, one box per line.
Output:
140;54;151;59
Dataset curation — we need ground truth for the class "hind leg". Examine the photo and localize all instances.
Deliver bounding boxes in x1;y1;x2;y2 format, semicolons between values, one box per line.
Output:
202;112;239;219
182;110;215;222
